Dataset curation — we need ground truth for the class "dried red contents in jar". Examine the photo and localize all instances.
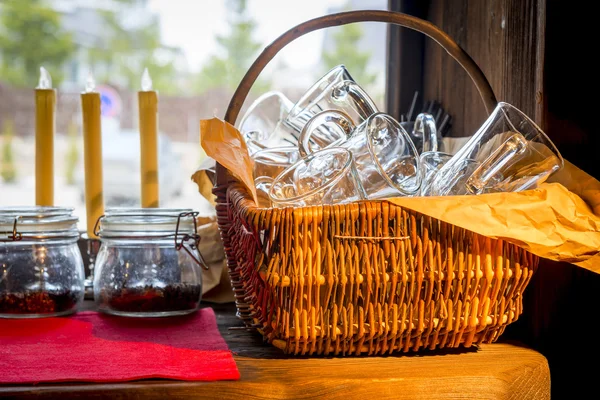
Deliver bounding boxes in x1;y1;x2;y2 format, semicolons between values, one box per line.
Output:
0;290;80;315
100;284;201;313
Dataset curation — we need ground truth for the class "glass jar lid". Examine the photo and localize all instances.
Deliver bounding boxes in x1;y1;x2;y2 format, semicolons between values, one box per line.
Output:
94;208;208;270
95;208;197;238
0;206;79;241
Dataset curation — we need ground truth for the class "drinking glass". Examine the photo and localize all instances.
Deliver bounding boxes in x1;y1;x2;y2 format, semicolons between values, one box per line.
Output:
429;102;564;196
252;146;300;179
268;147;366;207
418;151;452;196
297;109;352;156
299;111;421;198
419;154;493;196
238;91;298;154
254;176;274;208
283;65;378;134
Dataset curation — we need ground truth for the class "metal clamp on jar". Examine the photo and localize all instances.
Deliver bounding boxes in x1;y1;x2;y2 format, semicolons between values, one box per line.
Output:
93;208;208;317
0;207;85;318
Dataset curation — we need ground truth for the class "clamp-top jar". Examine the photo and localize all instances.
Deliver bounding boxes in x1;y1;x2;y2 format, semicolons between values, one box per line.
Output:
0;207;85;318
93;208;208;317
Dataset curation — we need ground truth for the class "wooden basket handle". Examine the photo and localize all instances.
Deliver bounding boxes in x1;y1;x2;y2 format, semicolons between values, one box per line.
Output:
217;10;497;188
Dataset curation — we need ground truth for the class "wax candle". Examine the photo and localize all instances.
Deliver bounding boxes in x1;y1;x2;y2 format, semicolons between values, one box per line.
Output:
80;73;104;238
138;68;159;208
35;67;56;206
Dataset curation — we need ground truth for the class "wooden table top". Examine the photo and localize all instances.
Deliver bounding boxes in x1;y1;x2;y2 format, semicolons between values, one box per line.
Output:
0;301;550;400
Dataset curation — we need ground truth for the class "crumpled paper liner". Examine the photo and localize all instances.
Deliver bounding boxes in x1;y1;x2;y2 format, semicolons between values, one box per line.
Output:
192;156;217;206
199;118;258;203
195;117;600;274
196;216;234;303
386;179;600;272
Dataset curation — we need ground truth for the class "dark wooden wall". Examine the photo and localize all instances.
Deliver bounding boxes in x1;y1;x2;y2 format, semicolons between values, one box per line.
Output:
388;0;600;398
424;0;545;136
512;2;600;399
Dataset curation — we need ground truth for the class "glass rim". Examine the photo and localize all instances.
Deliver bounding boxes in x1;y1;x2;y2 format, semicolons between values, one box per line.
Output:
254;175;274;185
252;146;299;167
286;64;349;122
268;147;354;204
419;150;453;159
495;101;564;165
419;151;454;174
238;90;292;131
365;113;422;196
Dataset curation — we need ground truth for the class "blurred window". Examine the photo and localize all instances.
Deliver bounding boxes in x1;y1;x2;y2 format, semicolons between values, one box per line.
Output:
0;0;388;228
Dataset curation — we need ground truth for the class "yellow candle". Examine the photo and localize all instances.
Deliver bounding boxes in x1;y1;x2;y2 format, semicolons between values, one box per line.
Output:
35;67;56;206
80;74;104;238
138;68;159;208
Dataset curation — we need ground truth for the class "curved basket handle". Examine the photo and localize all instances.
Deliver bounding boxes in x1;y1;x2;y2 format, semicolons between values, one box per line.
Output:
217;10;497;188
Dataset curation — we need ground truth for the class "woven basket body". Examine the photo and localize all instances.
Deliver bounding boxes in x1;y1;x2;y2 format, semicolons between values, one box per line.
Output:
213;11;539;355
218;185;537;355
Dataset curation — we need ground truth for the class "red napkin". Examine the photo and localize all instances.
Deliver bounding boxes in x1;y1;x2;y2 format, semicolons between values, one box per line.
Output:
0;308;240;383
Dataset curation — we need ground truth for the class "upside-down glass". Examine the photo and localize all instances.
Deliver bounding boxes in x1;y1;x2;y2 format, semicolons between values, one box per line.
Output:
238;91;298;154
429;102;564;196
299;110;421;198
283;65;378;135
252;146;300;179
268;147;366;207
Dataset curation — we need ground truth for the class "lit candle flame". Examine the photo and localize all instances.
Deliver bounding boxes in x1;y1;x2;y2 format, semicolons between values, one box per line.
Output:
37;66;52;89
141;68;153;91
85;71;96;93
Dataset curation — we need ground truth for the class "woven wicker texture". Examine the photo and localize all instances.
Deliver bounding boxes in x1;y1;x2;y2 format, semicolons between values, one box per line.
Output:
213;11;539;355
216;184;537;355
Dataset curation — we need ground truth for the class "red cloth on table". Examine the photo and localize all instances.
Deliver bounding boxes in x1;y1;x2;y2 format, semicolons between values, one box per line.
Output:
0;308;240;383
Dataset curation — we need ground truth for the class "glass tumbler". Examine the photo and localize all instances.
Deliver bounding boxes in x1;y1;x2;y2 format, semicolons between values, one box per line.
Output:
0;207;85;318
418;151;452;196
429;102;564;196
299;111;421;198
268;147;366;207
238;91;298;154
93;208;207;317
283;65;378;134
252;146;301;179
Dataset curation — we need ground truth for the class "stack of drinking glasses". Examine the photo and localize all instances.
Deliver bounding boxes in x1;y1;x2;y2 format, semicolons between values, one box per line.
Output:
239;65;564;208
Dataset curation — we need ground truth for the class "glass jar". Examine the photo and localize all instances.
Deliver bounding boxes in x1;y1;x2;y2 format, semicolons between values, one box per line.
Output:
93;208;207;317
0;207;85;318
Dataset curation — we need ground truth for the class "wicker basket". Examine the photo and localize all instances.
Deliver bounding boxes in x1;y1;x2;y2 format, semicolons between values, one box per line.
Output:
213;11;538;355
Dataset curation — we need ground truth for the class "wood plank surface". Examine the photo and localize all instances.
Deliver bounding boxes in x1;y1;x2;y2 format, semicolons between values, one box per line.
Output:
0;302;550;400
